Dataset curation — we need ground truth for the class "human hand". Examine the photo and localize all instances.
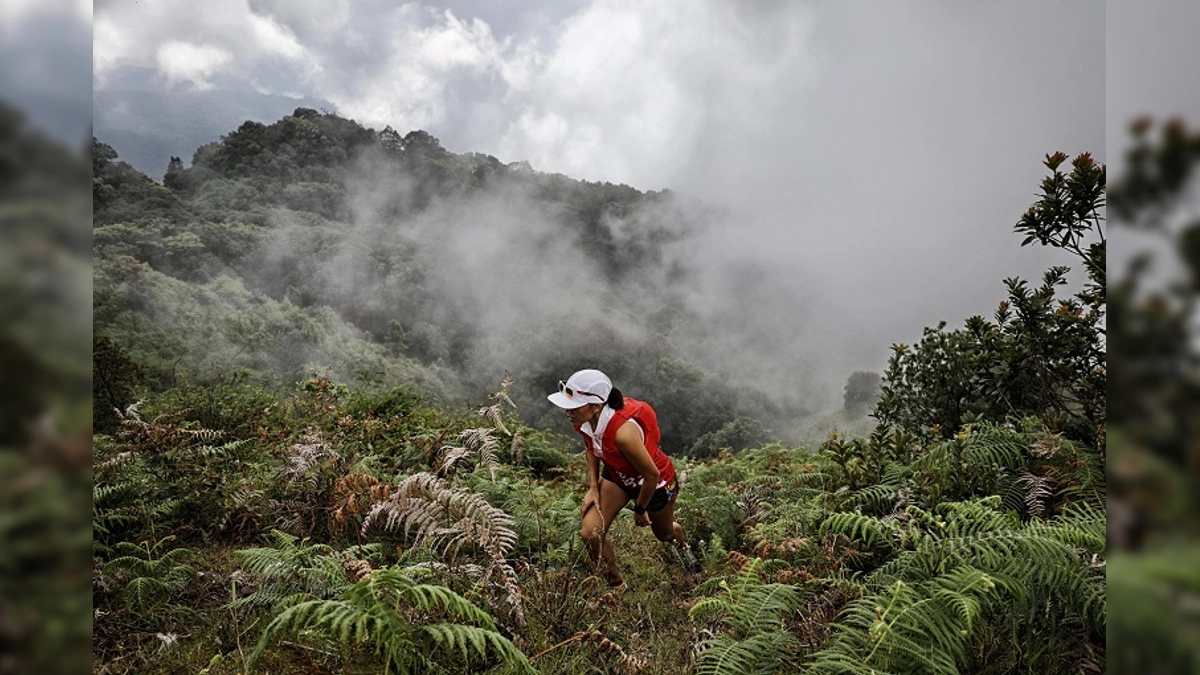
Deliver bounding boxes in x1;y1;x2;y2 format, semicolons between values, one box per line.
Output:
581;488;598;516
633;511;651;528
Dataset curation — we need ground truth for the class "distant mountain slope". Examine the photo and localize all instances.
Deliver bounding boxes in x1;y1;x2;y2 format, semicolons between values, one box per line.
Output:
94;69;336;179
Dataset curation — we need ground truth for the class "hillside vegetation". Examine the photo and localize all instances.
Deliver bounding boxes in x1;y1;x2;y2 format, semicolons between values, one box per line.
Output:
92;110;1107;674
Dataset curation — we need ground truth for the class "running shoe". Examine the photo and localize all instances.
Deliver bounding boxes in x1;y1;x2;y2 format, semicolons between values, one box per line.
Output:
670;540;702;574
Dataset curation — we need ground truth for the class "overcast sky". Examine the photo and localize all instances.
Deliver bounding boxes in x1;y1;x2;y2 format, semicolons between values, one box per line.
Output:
85;0;1118;389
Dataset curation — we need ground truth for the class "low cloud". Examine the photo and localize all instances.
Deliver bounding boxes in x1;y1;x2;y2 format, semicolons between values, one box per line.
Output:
156;42;233;91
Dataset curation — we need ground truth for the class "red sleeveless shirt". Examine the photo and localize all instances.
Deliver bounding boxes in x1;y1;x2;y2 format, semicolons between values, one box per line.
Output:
575;397;676;490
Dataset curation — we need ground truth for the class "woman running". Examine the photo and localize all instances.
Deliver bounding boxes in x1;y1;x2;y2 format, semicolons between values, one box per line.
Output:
548;368;700;589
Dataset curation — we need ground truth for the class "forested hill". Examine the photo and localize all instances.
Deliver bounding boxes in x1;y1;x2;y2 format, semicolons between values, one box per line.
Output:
93;107;785;454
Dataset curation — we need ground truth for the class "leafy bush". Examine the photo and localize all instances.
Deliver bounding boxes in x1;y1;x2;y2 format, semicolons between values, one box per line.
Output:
876;153;1105;449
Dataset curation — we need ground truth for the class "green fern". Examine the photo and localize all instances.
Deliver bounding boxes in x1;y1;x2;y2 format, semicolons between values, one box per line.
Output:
810;497;1105;674
690;559;804;675
839;480;907;515
93;479;138;555
103;536;196;612
249;565;534;673
906;424;1029;504
93;456;180;553
809;567;1001;675
819;511;903;550
958;425;1029;469
230;530;382;610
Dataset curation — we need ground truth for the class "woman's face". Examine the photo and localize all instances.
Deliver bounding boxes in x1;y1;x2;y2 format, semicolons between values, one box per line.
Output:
566;403;598;427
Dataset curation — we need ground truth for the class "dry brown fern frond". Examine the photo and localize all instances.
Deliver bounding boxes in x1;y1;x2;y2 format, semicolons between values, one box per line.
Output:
586;630;646;674
361;472;524;625
362;472;517;560
342;558;374;583
1033;432;1060;458
479;404;511;436
437;427;501;480
1018;470;1054;518
476;370;517;436
728;550;752;571
331;472;391;534
97;451;136;471
493;370;516;410
281;428;340;484
531;630;646;674
115;401;224;450
436;445;473;475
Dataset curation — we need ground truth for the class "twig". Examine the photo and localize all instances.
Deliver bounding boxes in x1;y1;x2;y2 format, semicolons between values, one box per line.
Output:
530;630;596;662
280;639;339;660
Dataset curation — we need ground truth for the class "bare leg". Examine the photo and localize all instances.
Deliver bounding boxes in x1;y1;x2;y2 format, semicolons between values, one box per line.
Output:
580;479;630;587
649;501;700;573
647;501;685;544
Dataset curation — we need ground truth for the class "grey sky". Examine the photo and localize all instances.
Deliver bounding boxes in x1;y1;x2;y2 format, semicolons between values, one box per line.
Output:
86;1;1113;403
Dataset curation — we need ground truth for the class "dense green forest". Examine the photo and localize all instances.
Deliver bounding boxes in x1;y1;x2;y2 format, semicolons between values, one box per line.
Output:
91;109;1113;674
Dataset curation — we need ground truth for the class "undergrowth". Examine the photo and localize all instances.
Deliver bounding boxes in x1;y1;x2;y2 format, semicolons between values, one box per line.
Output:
93;371;1105;675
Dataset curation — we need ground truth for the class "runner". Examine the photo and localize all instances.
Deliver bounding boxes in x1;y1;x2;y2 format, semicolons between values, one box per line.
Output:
548;369;701;589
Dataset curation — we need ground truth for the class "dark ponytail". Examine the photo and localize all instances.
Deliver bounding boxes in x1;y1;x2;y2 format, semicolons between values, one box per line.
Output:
607;387;625;410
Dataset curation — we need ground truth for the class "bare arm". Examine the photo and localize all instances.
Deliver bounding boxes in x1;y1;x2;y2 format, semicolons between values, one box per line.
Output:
614;421;660;512
582;445;601;515
585;446;601;490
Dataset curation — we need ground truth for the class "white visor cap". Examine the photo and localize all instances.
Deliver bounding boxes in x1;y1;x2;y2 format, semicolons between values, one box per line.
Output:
547;369;612;409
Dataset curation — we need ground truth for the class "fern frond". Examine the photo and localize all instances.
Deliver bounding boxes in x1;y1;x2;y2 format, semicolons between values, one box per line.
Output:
120;576;171;612
230;531;382;609
363;473;517;559
249;566;533;673
1028;500;1106;553
1017;470;1053;518
960;424;1028;469
475;371;517;437
930;498;1019;540
361;472;524;625
820;512;900;550
280;428;340;484
103;536;196;611
419;623;532;670
479;404;511;436
842;482;906;515
691;559;802;675
190;437;251;460
437;445;473;474
438;428;502;480
811;569;1000;675
695;631;799;675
